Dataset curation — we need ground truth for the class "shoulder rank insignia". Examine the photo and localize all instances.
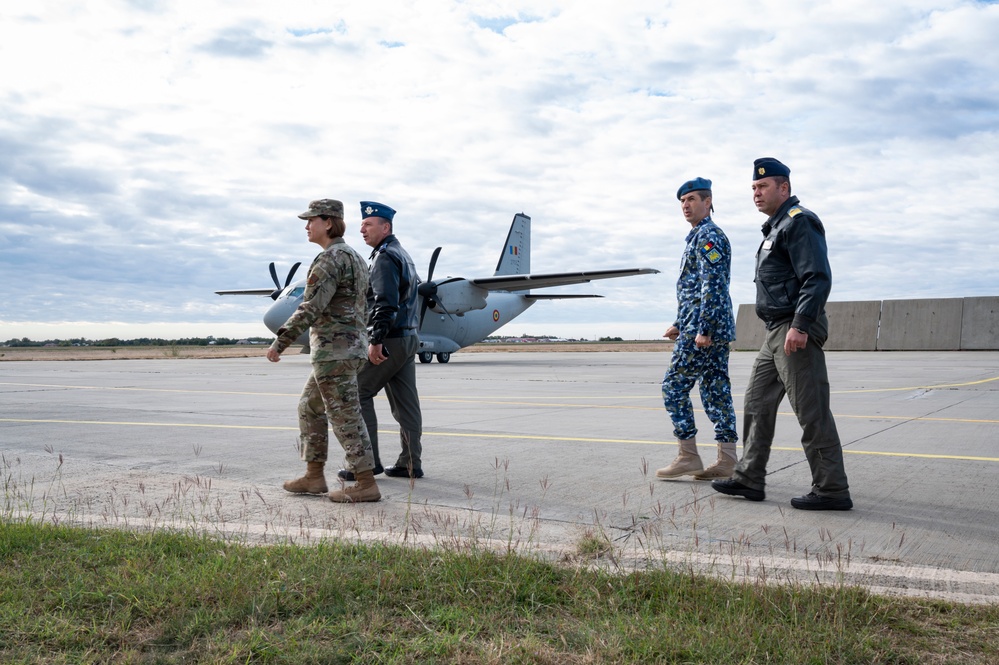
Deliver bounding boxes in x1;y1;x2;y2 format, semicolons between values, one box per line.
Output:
789;207;803;217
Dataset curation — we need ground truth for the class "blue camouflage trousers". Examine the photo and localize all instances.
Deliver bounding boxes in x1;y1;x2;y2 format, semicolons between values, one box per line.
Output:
298;358;376;472
661;337;738;443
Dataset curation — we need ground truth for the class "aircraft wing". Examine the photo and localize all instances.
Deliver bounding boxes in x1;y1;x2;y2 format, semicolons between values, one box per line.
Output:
215;289;275;296
469;267;659;292
524;294;603;300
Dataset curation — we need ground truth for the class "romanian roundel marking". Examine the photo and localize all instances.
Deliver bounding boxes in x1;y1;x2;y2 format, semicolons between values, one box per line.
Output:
492;309;500;322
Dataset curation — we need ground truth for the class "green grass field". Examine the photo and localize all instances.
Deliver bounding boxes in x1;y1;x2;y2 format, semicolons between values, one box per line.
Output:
2;520;997;664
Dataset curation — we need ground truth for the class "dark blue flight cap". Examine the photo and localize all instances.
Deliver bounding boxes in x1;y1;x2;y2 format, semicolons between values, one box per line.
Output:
360;201;396;222
676;177;712;200
753;157;790;180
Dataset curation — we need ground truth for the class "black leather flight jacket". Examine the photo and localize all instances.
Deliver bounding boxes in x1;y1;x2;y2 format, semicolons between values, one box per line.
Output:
367;235;420;345
754;196;832;334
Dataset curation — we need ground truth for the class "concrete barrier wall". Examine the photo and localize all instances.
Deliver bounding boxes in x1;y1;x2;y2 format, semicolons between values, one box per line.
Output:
733;303;766;351
961;296;999;350
825;301;881;351
732;296;998;351
877;298;963;351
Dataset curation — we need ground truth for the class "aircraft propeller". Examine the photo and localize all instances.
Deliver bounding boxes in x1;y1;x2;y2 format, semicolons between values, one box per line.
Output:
268;261;302;300
417;247;459;326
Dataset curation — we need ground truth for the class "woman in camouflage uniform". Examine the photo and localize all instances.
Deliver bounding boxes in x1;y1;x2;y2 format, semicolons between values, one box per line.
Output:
266;199;381;503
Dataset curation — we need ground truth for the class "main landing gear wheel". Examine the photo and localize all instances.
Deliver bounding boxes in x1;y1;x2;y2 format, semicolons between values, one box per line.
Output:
418;351;434;364
436;352;451;364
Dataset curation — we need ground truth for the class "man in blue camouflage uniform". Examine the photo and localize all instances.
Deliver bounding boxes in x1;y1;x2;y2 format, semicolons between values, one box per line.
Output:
337;201;425;481
658;177;738;481
267;198;381;503
712;158;852;511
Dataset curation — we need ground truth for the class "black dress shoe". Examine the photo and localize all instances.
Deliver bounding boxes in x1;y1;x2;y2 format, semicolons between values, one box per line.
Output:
384;465;424;479
711;478;765;502
337;464;383;481
790;492;853;511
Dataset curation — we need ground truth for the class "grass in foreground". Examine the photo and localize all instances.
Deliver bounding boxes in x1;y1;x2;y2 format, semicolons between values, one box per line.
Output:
1;521;997;664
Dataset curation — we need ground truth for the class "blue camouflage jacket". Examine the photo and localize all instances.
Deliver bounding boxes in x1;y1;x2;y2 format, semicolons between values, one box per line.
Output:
673;217;736;342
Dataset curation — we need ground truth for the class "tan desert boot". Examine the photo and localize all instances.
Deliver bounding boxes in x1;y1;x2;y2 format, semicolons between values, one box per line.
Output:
282;461;328;494
656;438;704;479
329;469;381;503
693;441;737;480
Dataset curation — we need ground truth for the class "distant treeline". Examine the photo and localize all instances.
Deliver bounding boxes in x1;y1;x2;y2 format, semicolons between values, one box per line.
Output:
2;337;273;347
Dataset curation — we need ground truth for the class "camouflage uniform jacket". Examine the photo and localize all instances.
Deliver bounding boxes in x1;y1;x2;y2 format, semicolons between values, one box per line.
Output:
754;196;831;334
673;217;736;342
270;237;370;361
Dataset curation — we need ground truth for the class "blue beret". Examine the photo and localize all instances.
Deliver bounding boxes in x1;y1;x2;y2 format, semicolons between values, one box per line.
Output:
360;201;396;222
676;177;712;200
753;157;790;180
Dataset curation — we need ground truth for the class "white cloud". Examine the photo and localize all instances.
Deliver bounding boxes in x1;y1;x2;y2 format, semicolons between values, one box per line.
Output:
1;0;997;342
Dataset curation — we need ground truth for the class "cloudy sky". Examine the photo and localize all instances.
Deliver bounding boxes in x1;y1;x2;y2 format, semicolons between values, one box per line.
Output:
2;0;997;342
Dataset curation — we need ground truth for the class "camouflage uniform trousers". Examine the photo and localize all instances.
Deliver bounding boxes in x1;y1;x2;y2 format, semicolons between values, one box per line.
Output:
661;336;738;443
298;358;376;472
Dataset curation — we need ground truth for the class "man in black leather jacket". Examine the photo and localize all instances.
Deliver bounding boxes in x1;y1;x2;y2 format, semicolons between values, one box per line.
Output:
712;158;852;511
338;201;425;481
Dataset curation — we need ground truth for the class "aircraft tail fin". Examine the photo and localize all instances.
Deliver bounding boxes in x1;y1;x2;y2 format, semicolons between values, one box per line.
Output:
494;213;531;276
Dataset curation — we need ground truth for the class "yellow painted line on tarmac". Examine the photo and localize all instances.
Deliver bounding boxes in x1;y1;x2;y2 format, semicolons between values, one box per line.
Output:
424;398;999;423
0;418;295;431
0;382;291;397
3;418;998;462
4;381;999;424
427;397;659;410
835;375;999;393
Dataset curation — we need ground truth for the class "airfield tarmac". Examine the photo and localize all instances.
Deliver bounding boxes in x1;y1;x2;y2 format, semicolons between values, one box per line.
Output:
2;350;998;604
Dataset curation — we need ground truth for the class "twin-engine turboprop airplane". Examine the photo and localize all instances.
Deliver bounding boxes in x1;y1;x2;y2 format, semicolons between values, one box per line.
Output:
216;213;659;362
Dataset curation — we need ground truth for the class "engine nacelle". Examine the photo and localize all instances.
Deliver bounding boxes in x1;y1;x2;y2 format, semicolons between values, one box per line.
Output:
430;280;488;314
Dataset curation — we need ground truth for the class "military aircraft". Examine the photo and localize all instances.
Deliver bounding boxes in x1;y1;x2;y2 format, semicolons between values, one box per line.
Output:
216;213;659;363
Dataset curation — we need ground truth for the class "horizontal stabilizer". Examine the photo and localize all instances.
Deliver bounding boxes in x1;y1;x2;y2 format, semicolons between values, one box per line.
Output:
470;267;659;292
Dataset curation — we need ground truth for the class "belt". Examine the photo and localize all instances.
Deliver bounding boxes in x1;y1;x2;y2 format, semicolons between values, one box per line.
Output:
386;328;417;338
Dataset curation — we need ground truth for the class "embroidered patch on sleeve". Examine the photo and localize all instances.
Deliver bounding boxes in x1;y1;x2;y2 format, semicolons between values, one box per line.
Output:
789;207;802;217
701;241;722;264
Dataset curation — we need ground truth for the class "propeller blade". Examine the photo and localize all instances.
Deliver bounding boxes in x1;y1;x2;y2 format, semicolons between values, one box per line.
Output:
427;246;441;282
267;262;302;301
419;247;443;328
285;262;301;287
419;296;429;329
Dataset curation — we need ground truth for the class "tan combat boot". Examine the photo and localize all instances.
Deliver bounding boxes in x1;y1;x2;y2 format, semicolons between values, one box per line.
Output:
282;461;328;494
656;438;704;479
693;442;737;480
329;469;382;503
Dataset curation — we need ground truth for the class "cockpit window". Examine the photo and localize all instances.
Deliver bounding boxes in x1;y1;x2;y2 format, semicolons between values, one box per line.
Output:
288;286;305;298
